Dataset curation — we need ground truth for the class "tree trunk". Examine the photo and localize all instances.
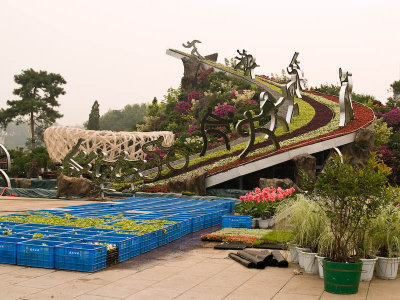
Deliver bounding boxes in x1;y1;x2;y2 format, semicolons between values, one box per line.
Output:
30;111;35;148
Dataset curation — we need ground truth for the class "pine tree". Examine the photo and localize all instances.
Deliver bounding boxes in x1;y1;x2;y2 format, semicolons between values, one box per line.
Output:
0;69;66;148
86;100;100;130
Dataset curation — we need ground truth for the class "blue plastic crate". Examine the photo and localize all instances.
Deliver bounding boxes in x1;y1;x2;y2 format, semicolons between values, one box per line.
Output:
0;236;26;264
55;243;106;272
140;232;158;253
81;234;134;251
222;215;252;229
17;240;64;268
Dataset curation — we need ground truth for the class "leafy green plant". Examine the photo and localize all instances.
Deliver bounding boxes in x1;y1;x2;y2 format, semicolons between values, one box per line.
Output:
315;154;392;262
369;205;400;258
32;233;44;239
374;119;393;151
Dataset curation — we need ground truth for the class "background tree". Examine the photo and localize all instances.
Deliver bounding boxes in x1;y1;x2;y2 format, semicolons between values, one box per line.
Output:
387;80;400;108
99;103;147;131
85;100;100;130
0;69;66;148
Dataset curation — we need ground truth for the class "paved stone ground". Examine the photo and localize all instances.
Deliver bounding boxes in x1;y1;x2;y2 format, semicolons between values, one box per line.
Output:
0;196;399;299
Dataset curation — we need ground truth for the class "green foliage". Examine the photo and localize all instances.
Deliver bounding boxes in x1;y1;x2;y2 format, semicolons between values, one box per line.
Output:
8;146;54;178
32;233;44;239
373;119;393;151
313;83;376;105
370;205;400;257
388;131;400;157
315;154;392;262
99;103;147;131
275;194;328;253
0;213;175;234
259;230;293;244
0;69;66;148
297;169;315;192
387;80;400;108
86;100;100;130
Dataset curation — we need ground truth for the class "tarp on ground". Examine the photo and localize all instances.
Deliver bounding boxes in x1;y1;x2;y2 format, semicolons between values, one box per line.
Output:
0;187;133;200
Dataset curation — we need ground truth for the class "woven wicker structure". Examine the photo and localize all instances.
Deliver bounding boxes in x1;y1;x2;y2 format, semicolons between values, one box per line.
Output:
44;126;174;164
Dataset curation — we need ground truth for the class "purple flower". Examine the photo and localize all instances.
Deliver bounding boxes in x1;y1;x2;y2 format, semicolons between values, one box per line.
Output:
174;101;192;114
383;108;400;127
188;125;198;134
187;91;201;102
214;104;237;117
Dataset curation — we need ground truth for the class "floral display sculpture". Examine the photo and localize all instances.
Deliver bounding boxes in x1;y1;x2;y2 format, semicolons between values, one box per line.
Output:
338;68;355;127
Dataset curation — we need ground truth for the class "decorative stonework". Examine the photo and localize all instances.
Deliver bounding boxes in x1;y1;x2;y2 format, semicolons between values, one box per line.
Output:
44;126;175;164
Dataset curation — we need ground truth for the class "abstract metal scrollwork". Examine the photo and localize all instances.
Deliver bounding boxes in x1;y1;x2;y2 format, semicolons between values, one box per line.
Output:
235;93;285;159
338;68;355;127
182;40;204;59
0;144;11;188
141;136;189;183
199;107;234;157
234;49;259;79
285;52;305;124
61;136;189;188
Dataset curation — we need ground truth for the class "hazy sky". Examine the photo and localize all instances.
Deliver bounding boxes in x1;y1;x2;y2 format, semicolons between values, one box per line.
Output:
1;0;399;126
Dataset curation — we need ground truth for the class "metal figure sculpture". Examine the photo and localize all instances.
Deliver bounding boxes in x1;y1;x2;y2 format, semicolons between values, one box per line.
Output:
234;49;259;78
285;52;305;124
259;91;289;136
199;107;235;157
182;40;204;59
235;96;283;159
0;144;11;187
338;68;355;127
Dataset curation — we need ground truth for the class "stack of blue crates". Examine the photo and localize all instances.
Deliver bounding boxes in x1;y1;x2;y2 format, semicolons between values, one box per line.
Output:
0;196;235;272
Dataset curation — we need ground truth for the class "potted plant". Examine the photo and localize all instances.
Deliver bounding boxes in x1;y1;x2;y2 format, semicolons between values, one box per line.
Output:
315;154;392;294
275;194;327;271
238;186;295;228
370;204;400;280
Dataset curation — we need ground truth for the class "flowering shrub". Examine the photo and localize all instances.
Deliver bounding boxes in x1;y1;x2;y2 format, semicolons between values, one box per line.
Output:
187;124;198;134
174;101;192;114
187;91;201;102
231;89;256;104
238;187;295;218
145;148;166;160
214;104;237;116
198;67;214;82
383;108;400;127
